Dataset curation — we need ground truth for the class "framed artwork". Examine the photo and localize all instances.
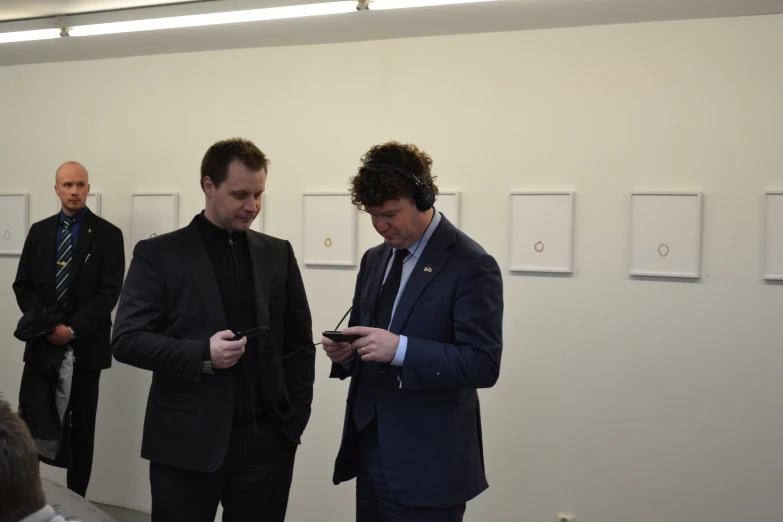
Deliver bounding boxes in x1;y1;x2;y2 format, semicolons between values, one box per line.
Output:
131;193;179;245
764;191;783;280
0;193;29;256
629;192;703;278
509;191;575;273
302;193;357;267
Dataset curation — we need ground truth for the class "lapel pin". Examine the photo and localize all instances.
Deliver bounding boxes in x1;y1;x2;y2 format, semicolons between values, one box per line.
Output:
88;228;92;233
423;266;432;272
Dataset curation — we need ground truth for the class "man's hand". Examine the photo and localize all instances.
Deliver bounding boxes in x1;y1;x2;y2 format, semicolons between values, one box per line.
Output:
210;330;246;370
46;324;72;346
344;326;400;364
322;335;355;364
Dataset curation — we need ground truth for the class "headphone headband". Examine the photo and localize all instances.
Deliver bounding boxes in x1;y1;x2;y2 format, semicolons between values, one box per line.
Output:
361;159;435;211
361;161;421;187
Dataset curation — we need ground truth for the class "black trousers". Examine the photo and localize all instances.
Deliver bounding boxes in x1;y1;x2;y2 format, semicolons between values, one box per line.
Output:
356;420;466;522
149;418;297;522
67;369;101;498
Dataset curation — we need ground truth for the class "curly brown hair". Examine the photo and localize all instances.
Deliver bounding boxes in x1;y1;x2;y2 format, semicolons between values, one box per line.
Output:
349;141;438;210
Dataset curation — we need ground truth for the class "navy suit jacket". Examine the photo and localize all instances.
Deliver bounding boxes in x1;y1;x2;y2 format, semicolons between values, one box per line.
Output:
330;214;504;508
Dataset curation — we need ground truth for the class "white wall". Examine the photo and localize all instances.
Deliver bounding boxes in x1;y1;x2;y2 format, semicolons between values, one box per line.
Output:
1;13;782;522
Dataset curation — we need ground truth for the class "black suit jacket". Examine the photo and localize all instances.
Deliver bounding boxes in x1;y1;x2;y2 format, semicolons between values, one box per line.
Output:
13;209;126;370
111;216;315;473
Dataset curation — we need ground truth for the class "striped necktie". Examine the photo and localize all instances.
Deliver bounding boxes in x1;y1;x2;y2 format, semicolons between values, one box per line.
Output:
56;217;76;305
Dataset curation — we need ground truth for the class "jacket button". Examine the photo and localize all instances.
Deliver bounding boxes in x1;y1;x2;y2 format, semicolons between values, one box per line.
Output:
227;393;233;401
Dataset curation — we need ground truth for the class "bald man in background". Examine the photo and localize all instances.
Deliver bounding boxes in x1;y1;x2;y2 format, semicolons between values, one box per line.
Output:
12;161;125;497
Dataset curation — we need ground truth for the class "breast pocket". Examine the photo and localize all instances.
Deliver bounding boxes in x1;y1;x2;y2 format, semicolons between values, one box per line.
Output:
75;253;100;283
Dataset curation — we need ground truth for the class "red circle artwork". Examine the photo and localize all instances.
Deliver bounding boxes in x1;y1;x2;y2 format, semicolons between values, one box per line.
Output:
534;241;544;253
658;243;670;257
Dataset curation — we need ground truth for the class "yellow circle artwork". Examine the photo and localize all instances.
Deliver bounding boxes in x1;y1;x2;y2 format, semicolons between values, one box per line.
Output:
324;237;332;248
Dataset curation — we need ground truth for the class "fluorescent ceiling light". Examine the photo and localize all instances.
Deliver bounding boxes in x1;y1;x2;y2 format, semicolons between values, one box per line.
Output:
0;0;503;41
369;0;500;9
68;1;357;37
0;28;62;44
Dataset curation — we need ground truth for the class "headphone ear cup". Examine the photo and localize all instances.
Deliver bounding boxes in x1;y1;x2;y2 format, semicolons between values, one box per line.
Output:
417;186;436;211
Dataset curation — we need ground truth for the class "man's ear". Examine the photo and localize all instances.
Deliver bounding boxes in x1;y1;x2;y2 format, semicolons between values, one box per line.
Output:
203;177;214;195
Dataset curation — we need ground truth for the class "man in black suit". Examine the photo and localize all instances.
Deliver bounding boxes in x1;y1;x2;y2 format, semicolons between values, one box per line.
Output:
111;138;315;522
13;161;126;498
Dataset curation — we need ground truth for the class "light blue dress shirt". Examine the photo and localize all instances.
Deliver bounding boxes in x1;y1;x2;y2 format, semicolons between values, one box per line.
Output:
341;210;442;369
384;209;442;366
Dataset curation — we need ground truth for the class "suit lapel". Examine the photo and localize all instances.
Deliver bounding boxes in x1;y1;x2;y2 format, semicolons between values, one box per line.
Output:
41;215;60;298
179;219;228;332
388;217;457;334
68;210;96;286
247;232;272;360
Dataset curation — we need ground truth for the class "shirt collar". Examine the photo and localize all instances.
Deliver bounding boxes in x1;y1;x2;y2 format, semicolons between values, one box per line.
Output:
196;210;247;243
59;206;88;224
397;209;442;260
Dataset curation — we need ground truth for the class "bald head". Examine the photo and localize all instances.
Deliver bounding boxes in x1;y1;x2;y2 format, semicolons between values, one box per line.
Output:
54;161;90;217
55;161;88;184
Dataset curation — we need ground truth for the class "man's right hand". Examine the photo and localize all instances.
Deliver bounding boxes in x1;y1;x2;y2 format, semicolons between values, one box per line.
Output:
322;336;354;364
210;330;247;369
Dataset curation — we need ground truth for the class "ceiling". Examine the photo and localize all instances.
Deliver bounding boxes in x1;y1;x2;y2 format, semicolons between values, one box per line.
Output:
0;0;200;22
0;0;782;66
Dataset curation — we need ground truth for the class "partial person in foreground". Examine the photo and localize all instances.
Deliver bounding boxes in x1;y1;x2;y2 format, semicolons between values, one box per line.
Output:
111;138;315;522
323;141;504;521
12;161;125;498
0;398;79;522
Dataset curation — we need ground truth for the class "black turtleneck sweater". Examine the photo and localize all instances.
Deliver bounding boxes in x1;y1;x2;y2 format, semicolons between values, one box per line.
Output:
196;212;262;425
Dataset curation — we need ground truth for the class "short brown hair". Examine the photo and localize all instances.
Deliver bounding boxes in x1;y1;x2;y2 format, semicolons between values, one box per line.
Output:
200;138;269;191
349;141;438;210
0;399;46;522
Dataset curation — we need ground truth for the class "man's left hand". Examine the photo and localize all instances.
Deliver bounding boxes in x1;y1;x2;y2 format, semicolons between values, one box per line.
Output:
344;326;400;363
47;324;72;346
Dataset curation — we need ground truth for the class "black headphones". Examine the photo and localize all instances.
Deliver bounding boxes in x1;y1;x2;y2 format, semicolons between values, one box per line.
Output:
362;160;436;212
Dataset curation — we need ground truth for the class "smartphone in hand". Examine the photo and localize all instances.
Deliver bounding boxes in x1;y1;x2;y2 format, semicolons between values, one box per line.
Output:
322;331;360;343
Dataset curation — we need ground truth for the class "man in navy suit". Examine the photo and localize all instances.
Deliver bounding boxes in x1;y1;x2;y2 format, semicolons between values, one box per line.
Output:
323;141;504;521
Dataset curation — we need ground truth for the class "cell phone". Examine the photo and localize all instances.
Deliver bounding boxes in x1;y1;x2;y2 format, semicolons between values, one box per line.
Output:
322;331;361;343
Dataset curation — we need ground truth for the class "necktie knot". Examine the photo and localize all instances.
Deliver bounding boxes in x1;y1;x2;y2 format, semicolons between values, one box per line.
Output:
392;248;409;266
63;217;76;229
